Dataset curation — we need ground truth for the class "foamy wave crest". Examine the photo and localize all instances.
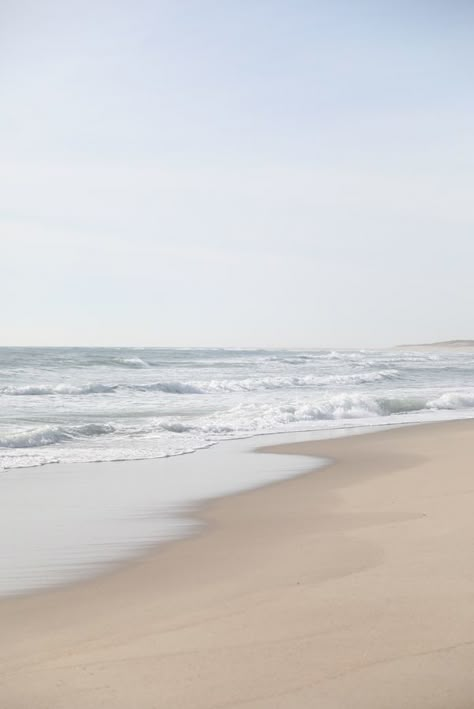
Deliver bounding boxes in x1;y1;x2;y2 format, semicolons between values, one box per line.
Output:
116;357;150;368
266;354;316;364
270;391;474;422
1;370;399;398
319;351;366;361
325;370;399;385
427;392;474;409
138;382;203;394
266;395;383;423
2;383;117;396
158;394;398;438
378;353;441;365
159;420;234;434
0;423;115;448
220;390;474;429
136;370;399;395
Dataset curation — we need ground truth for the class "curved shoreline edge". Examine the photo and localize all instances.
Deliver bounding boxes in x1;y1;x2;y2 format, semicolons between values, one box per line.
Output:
1;418;474;708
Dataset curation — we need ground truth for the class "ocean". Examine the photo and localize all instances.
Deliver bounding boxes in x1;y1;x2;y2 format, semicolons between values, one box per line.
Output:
1;346;473;471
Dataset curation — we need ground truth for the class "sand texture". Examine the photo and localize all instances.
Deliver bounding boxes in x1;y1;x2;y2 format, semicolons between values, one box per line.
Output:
1;420;473;708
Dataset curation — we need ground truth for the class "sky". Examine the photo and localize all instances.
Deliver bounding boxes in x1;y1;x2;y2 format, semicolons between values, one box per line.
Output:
1;0;473;347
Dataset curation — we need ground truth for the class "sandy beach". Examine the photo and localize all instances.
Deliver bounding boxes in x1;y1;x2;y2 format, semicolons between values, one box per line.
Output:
1;419;473;708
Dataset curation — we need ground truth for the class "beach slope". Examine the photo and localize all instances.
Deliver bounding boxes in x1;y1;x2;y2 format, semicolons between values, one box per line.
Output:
1;420;473;708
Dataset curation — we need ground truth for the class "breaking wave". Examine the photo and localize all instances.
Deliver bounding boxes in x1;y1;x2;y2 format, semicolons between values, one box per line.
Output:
2;370;399;397
3;389;474;451
158;390;474;436
0;423;116;449
263;391;474;423
131;370;400;394
138;381;203;394
2;346;473;470
427;392;474;409
2;383;117;396
115;357;150;368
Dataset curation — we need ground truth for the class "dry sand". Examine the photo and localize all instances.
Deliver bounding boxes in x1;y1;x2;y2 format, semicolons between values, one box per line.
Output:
1;420;473;708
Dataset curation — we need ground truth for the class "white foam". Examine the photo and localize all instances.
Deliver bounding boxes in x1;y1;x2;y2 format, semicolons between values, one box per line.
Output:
1;370;400;398
116;357;150;368
427;392;474;409
1;347;473;471
2;383;117;395
0;422;115;448
135;369;400;394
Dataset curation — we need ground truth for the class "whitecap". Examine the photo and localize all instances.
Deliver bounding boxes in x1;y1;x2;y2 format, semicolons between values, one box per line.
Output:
0;423;115;448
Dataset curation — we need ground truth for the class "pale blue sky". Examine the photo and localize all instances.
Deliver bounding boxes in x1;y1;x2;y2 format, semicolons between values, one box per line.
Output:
1;1;473;346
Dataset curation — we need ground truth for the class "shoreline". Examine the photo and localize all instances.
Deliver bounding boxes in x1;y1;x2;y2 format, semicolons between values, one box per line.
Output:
0;422;401;598
1;419;474;707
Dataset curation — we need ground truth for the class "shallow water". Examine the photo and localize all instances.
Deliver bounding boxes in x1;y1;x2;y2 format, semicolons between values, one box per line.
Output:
0;427;340;596
1;346;473;470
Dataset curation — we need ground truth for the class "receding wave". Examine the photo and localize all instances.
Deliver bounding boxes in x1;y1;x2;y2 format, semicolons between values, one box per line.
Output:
0;423;115;449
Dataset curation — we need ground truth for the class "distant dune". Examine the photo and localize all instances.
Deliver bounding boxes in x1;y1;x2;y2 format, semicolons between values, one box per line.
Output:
397;340;474;351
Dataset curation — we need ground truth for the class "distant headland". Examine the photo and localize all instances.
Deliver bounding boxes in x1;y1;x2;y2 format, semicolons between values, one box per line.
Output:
397;340;474;351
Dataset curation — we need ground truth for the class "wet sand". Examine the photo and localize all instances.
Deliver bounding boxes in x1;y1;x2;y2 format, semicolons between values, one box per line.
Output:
1;420;473;708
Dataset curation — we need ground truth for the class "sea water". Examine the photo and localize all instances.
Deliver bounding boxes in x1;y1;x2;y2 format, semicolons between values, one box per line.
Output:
1;346;473;595
1;346;473;471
